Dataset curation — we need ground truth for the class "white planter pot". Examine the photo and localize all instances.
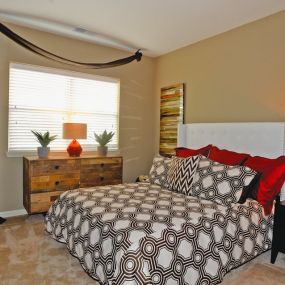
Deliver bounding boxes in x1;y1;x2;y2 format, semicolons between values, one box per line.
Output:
37;147;50;158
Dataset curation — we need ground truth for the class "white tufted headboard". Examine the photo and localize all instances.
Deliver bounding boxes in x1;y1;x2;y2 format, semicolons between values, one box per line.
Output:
177;122;285;158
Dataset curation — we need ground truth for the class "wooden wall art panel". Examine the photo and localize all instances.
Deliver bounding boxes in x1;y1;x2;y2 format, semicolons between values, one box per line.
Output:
159;83;184;156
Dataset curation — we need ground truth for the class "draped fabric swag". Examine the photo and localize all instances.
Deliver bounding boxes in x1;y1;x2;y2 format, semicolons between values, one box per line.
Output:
0;23;142;69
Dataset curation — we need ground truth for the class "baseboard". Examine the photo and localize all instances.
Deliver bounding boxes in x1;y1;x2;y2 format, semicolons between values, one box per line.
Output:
0;208;27;218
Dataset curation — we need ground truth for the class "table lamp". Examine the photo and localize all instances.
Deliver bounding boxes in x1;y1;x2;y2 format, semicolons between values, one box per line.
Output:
63;123;87;157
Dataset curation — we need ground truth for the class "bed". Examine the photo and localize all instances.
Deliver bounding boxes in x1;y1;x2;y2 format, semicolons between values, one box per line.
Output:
45;122;285;285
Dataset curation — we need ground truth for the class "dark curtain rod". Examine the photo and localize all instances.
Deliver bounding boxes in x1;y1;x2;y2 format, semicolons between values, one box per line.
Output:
0;23;142;69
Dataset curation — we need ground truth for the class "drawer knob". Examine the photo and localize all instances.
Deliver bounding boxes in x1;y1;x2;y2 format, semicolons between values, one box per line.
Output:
101;163;105;168
55;181;60;186
100;176;104;181
54;165;60;170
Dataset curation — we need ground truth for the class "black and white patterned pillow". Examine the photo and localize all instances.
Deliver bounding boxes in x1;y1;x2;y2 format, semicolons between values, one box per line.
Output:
149;155;172;188
167;155;201;195
191;156;257;206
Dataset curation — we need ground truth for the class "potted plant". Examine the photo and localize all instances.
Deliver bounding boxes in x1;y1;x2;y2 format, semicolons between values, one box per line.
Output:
94;130;114;156
31;130;57;158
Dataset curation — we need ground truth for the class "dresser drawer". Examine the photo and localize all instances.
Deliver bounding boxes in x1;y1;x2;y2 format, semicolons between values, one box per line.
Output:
30;191;65;213
80;171;122;187
80;157;122;187
81;157;122;167
31;173;80;192
81;163;122;175
31;159;80;176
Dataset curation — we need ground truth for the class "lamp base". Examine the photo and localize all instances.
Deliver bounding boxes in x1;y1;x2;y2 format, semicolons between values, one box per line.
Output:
67;139;82;157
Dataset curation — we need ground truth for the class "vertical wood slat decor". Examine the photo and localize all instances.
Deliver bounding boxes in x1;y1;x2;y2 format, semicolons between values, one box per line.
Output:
159;83;184;156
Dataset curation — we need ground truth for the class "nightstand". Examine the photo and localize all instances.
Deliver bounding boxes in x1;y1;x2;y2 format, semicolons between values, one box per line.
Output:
271;196;285;263
23;155;123;214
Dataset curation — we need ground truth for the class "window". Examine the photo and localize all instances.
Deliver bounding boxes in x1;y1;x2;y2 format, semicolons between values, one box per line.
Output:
8;63;119;155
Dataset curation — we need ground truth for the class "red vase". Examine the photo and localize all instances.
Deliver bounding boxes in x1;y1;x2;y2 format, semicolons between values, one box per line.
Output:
67;139;82;157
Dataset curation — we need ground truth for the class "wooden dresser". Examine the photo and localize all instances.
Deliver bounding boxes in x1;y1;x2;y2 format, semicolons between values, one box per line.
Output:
23;155;123;214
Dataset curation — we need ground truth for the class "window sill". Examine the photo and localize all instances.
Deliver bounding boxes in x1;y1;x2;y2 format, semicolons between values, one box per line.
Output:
6;150;37;158
6;149;120;158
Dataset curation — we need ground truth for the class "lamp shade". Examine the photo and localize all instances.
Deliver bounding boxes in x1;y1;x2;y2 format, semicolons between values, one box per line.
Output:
63;123;87;139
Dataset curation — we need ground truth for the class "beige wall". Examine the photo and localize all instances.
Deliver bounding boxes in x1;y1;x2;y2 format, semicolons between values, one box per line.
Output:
155;11;285;150
0;24;156;212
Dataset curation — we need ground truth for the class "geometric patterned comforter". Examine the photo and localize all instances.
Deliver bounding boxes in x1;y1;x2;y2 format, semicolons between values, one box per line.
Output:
45;182;273;285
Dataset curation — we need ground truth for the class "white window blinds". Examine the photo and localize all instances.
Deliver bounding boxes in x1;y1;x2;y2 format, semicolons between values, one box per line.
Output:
8;63;119;154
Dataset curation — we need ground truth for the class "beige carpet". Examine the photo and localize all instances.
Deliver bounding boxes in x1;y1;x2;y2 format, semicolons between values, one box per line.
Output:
0;215;285;285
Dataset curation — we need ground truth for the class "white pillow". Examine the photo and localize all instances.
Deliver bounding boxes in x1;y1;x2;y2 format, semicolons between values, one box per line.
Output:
191;156;257;206
149;155;172;188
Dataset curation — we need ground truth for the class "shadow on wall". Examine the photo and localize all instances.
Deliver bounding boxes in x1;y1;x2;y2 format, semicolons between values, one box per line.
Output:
119;117;152;182
117;78;155;182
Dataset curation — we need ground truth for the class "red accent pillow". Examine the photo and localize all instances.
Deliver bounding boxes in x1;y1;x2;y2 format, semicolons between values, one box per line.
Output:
244;156;284;171
244;156;285;215
208;146;250;166
175;145;212;158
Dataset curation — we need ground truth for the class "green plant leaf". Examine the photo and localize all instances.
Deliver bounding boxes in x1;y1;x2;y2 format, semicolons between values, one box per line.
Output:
93;130;115;146
31;130;57;147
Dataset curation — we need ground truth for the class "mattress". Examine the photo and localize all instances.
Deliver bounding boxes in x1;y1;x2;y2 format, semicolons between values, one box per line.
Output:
45;182;273;285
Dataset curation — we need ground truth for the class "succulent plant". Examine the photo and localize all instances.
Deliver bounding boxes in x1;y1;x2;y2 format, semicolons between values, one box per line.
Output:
94;130;114;146
31;131;57;147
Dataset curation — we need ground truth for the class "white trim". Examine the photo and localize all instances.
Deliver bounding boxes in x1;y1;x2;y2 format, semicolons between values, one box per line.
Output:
6;150;38;158
6;149;121;158
0;209;28;218
7;144;119;157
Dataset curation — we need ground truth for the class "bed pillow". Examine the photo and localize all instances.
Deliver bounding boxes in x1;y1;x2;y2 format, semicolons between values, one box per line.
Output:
243;156;281;200
243;155;285;215
149;155;172;188
238;172;261;203
191;156;257;206
243;156;283;171
257;162;285;215
167;155;201;195
208;146;250;166
175;145;212;158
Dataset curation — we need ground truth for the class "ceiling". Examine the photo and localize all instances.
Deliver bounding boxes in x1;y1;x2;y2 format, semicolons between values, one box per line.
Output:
0;0;285;57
